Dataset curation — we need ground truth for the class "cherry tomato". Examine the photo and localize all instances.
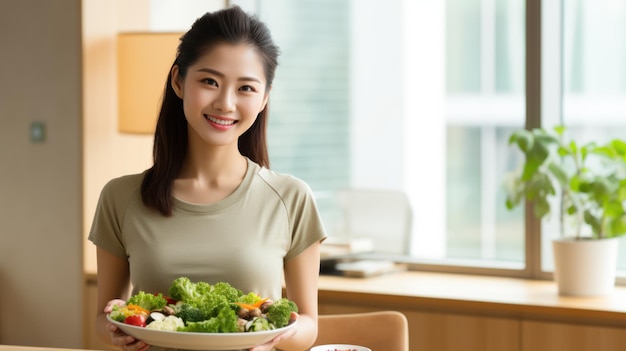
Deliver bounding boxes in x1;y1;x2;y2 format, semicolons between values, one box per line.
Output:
154;293;177;305
124;314;147;327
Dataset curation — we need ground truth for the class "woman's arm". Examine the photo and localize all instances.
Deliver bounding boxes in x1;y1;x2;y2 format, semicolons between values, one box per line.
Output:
253;241;322;351
94;247;148;351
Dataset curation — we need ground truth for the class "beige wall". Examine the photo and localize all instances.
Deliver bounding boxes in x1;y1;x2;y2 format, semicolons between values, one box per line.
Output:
0;0;83;347
0;0;225;347
82;0;153;275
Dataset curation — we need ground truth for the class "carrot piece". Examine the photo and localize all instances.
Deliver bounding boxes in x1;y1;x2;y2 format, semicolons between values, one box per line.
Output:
236;297;270;310
236;302;258;310
126;303;150;315
253;297;269;308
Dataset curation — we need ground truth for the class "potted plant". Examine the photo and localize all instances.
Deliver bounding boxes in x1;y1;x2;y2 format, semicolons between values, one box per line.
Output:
505;125;626;296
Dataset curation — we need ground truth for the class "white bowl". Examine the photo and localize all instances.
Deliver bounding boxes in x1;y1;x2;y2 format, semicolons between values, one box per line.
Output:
107;314;297;350
310;344;371;351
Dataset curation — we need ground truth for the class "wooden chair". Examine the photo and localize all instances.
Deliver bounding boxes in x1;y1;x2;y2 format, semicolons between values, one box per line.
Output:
312;311;409;351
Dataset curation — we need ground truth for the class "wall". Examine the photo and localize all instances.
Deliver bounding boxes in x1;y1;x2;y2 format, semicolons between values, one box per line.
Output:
82;0;153;275
0;0;83;347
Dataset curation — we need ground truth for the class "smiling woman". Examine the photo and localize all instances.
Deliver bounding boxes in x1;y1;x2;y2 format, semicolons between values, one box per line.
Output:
89;5;327;351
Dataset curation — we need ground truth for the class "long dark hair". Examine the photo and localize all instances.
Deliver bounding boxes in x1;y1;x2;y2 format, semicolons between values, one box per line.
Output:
141;6;280;216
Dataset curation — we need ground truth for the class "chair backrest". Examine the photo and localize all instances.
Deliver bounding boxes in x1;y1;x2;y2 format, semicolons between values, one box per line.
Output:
336;189;412;255
312;311;409;351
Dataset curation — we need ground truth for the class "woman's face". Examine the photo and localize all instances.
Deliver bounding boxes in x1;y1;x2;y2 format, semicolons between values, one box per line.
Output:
171;42;269;148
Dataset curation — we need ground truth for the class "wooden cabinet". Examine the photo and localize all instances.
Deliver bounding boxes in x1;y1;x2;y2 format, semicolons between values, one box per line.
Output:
522;321;626;351
316;271;626;351
320;303;520;351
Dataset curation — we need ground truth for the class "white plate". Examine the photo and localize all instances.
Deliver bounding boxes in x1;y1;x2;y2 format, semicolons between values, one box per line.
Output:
310;344;371;351
107;315;297;350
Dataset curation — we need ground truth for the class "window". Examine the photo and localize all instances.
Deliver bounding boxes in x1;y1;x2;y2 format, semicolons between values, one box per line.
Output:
255;0;528;272
257;0;351;227
541;0;626;278
160;0;626;280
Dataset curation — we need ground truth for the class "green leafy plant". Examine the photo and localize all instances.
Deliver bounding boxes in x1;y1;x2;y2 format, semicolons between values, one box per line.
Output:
504;125;626;239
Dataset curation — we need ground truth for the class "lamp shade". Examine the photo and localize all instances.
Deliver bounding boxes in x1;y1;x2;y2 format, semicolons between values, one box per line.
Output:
117;32;182;134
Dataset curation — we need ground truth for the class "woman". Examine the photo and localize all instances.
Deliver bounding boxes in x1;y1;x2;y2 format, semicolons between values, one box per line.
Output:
89;6;327;351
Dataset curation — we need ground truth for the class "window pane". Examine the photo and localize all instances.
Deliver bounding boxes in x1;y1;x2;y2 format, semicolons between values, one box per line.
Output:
542;0;626;274
443;0;526;265
258;0;351;226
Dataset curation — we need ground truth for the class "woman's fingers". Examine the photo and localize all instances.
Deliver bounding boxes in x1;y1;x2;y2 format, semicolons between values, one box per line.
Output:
248;320;298;351
108;323;149;351
104;298;127;313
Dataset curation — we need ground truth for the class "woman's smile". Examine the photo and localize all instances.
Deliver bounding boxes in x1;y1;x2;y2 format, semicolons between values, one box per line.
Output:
204;114;238;130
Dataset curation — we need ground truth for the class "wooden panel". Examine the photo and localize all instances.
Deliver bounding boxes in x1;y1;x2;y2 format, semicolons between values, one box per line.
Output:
410;312;519;351
522;321;626;351
320;303;520;351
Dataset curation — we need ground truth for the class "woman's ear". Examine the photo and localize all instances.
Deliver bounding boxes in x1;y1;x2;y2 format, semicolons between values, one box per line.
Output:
171;65;184;99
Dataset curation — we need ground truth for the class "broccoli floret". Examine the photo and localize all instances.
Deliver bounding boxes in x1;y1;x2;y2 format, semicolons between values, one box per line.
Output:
238;292;262;305
109;305;126;322
266;298;298;328
127;291;167;311
178;307;239;333
211;282;243;302
195;293;231;318
168;277;199;302
195;281;212;296
174;303;208;323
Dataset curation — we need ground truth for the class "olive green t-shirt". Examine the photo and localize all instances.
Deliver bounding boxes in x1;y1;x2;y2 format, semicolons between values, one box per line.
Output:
88;158;327;300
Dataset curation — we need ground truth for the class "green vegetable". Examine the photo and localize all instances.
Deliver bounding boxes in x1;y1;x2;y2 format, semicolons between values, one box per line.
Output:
246;317;274;332
147;277;299;333
127;291;167;311
238;292;263;305
266;298;298;328
177;307;239;333
211;281;243;301
174;303;208;323
109;305;126;322
196;293;233;318
168;277;201;302
168;277;242;322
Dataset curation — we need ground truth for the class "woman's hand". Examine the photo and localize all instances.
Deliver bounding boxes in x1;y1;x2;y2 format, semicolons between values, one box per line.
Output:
104;299;150;351
104;299;127;313
249;312;299;351
107;323;150;351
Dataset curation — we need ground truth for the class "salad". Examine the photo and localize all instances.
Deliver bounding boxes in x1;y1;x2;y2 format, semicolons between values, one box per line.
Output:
108;277;298;333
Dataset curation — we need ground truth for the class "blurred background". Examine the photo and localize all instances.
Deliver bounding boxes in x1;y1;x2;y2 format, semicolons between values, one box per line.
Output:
2;0;626;348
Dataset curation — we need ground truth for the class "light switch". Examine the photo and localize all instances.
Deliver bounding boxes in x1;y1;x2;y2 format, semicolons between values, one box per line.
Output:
30;121;46;143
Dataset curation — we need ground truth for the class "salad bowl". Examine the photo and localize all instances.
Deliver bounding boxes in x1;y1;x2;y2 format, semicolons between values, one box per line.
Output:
107;314;297;350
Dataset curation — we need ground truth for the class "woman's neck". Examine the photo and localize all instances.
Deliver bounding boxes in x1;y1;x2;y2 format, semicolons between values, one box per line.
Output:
173;141;248;204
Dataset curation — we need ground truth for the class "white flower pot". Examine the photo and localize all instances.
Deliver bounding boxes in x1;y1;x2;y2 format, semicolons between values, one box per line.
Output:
552;237;619;296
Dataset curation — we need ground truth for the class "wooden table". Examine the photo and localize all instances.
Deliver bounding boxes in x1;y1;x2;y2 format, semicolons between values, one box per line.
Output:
0;346;87;351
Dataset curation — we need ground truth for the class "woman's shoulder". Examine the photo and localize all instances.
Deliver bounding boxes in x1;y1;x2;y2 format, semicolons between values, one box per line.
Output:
255;166;313;196
100;172;145;197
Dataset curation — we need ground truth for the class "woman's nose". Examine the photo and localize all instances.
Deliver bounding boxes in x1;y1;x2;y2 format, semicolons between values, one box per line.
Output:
213;89;236;112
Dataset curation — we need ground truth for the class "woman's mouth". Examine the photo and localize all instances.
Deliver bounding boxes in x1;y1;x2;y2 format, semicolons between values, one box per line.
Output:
204;114;237;128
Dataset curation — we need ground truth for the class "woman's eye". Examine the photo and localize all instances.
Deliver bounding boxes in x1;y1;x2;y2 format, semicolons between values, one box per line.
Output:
202;78;218;86
240;85;255;92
